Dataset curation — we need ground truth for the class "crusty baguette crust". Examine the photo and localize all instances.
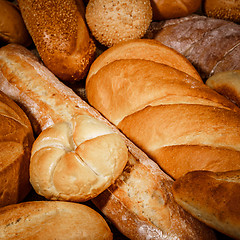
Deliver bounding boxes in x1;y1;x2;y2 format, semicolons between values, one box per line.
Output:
0;43;216;240
18;0;96;82
172;170;240;240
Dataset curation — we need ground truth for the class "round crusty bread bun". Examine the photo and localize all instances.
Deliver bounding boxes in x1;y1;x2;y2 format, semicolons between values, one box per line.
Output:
18;0;96;82
0;90;34;207
30;114;128;202
150;0;202;20
204;0;240;23
86;0;152;47
0;0;32;46
0;201;113;240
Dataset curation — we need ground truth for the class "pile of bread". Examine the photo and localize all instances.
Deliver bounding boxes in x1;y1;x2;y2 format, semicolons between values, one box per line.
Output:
0;0;239;239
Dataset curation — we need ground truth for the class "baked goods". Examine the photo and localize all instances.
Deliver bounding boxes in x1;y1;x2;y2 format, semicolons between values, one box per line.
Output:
0;201;113;239
86;39;240;180
145;14;240;80
0;90;34;207
206;70;240;108
86;39;202;83
172;170;240;240
30;114;128;202
86;0;152;47
0;0;32;46
204;0;240;23
18;0;96;82
150;0;202;20
0;44;216;240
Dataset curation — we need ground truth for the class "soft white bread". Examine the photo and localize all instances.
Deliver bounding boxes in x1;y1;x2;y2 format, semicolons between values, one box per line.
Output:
30;114;128;202
150;0;202;20
86;39;202;84
172;170;240;240
0;90;34;207
18;0;96;82
86;40;240;180
0;44;216;239
206;70;240;108
0;0;32;46
86;0;152;47
0;201;113;240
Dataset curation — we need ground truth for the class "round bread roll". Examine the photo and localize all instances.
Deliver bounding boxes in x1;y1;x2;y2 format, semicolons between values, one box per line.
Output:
0;201;113;240
30;114;128;202
0;90;34;207
86;0;152;47
204;0;240;23
150;0;202;20
0;0;32;46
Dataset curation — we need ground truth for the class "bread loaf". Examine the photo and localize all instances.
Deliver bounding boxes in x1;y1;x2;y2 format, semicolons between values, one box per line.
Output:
86;39;240;180
145;14;240;80
0;90;34;207
0;43;216;240
18;0;96;82
86;0;152;47
172;170;240;240
0;201;113;240
206;70;240;108
150;0;202;20
0;0;32;47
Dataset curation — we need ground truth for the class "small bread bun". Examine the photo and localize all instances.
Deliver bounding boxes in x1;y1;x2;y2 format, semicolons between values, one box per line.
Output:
204;0;240;23
86;0;152;47
0;201;113;240
0;0;32;46
30;114;128;202
150;0;202;20
206;70;240;108
0;91;34;207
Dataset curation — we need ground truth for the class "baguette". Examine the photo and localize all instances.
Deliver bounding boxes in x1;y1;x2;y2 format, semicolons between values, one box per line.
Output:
172;170;240;240
85;39;240;180
145;15;240;80
0;201;113;240
0;43;216;240
18;0;96;82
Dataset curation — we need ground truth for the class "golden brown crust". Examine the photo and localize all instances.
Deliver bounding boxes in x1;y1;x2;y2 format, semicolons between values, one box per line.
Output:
0;91;34;207
86;0;152;47
0;0;32;46
18;0;96;82
204;0;240;23
150;0;202;20
172;170;240;239
0;201;113;240
86;55;240;180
